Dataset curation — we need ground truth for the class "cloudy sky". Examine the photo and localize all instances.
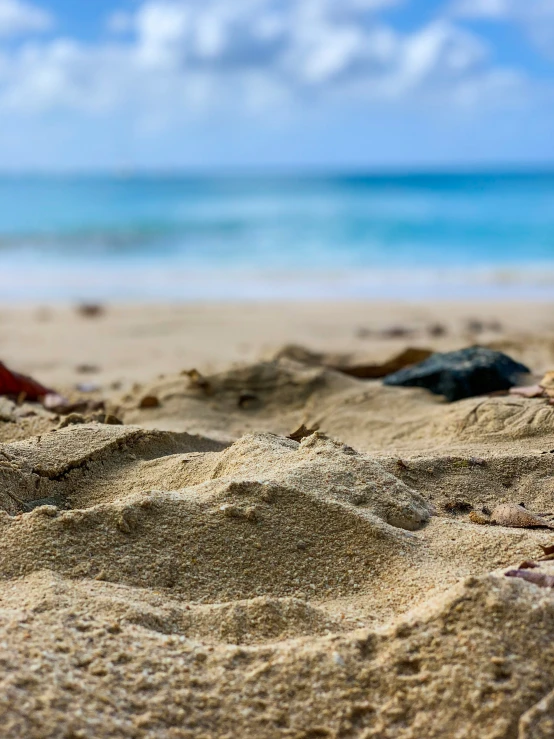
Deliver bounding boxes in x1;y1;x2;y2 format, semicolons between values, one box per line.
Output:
0;0;553;170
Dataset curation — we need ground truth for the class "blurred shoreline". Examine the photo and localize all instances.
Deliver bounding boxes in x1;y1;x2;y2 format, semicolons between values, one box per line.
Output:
1;171;553;302
3;265;554;302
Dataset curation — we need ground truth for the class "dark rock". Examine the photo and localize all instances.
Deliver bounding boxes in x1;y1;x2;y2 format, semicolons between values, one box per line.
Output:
383;346;529;402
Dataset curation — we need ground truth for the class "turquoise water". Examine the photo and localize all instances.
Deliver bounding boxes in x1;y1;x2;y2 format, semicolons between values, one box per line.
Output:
1;171;554;300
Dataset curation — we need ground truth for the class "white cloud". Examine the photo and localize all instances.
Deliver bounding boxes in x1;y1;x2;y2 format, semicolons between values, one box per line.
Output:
106;10;134;34
451;0;554;57
453;0;554;19
451;0;508;18
0;0;528;121
0;0;52;36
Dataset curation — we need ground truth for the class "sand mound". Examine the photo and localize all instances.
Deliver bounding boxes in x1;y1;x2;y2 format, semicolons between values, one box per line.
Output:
116;356;554;455
0;423;226;514
118;358;359;441
0;422;549;617
0;570;342;645
2;568;554;738
0;430;433;602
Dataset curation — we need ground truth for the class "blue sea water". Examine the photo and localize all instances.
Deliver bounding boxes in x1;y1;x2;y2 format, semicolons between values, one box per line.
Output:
1;171;554;301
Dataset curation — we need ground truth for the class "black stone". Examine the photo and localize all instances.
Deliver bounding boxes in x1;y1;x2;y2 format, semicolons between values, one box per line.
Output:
383;346;530;402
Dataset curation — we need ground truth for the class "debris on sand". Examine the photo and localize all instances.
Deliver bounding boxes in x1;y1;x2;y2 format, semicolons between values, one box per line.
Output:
138;394;160;409
0;361;53;401
539;371;554;395
509;384;545;398
469;511;491;525
539;544;554;561
288;424;318;442
383;346;530;402
518;560;540;569
505;569;554;588
183;368;213;394
510;372;554;403
76;303;104;318
468;505;554;529
273;344;433;379
76;364;100;374
443;499;473;514
335;347;433;379
491;504;554;529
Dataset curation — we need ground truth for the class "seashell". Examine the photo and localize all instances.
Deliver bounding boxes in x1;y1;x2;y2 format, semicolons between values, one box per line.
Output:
505;569;554;588
491;504;554;529
509;384;545;398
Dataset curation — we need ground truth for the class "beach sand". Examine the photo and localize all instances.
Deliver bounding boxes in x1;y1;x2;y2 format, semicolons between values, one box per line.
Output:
2;301;554;738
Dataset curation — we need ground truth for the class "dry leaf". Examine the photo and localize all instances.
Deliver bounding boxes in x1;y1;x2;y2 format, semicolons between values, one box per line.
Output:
336;347;433;379
272;344;433;379
538;544;554;561
288;424;319;442
505;569;554;588
518;560;540;569
183;369;212;394
443;499;472;514
469;511;490;525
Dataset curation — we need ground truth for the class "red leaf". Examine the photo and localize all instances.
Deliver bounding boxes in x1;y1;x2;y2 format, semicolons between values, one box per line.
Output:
0;361;54;401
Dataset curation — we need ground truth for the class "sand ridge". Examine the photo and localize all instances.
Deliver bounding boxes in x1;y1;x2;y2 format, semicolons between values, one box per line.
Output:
117;357;554;452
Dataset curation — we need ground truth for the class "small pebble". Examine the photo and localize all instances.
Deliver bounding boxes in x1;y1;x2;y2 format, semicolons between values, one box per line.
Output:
139;395;160;409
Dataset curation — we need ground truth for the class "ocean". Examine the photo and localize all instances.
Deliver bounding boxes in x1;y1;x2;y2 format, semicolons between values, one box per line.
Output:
1;171;554;301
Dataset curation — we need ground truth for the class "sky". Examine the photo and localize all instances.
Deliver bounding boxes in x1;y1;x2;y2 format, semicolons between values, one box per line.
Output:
0;0;553;170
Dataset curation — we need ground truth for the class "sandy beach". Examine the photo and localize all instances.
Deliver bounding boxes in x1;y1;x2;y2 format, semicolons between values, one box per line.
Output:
2;300;554;738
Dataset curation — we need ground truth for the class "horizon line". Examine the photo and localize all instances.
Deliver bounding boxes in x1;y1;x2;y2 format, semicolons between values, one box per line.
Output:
1;162;554;178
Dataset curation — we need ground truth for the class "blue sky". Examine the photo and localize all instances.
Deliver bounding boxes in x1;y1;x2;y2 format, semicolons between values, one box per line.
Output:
0;0;553;170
